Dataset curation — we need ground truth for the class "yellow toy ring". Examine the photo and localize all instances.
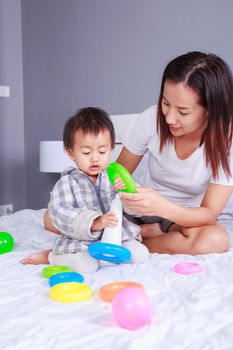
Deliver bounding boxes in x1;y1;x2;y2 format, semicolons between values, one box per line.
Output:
99;281;144;302
50;282;93;303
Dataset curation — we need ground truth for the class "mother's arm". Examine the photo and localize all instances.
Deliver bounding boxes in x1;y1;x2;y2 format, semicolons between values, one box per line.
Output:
44;209;60;234
119;184;233;228
117;147;233;227
117;147;143;174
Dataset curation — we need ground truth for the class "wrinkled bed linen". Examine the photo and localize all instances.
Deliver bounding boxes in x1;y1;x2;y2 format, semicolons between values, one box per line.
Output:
1;209;233;350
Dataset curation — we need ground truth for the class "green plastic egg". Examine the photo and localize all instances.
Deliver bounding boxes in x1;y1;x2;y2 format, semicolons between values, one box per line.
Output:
0;232;14;254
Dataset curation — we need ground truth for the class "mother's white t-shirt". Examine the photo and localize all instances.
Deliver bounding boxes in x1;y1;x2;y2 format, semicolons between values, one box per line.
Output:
120;105;233;210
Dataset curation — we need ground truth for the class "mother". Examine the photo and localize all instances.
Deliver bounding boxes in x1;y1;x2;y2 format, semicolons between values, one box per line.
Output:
118;51;233;255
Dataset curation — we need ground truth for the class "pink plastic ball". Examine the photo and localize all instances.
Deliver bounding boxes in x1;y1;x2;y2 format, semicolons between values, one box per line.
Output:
112;286;152;330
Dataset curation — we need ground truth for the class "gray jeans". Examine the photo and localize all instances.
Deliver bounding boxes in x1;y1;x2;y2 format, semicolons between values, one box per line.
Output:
125;214;174;233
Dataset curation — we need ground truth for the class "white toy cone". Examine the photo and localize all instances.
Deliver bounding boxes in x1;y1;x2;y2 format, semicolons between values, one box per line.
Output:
101;194;122;246
88;194;131;263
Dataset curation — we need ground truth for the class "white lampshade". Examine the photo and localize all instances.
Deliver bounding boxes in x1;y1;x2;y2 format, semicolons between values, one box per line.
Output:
40;141;75;173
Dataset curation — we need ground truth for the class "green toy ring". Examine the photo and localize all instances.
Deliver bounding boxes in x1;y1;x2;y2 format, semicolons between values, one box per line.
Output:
107;162;136;193
42;265;73;278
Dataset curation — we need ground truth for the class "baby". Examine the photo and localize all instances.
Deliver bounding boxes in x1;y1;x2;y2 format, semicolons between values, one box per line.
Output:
21;107;149;273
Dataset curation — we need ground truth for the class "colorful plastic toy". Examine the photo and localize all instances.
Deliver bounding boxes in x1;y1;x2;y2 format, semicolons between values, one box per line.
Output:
0;231;14;254
88;242;131;263
42;265;73;278
99;281;144;302
112;286;152;330
107;162;136;193
88;195;131;263
49;271;84;287
50;282;93;303
173;262;205;275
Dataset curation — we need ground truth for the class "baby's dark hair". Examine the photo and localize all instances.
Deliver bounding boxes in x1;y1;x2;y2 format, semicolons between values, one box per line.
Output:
63;107;115;150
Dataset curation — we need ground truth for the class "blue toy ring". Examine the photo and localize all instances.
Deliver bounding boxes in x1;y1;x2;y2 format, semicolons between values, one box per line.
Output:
88;242;131;263
49;272;84;287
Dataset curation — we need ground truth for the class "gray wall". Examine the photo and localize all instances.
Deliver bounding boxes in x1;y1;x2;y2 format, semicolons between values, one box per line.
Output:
1;0;233;210
0;0;25;211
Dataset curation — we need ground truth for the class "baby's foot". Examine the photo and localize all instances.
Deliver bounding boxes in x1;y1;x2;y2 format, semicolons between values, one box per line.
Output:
20;250;51;265
140;223;165;239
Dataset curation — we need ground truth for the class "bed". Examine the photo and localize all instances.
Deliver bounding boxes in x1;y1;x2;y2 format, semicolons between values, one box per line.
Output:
2;111;233;350
1;208;233;350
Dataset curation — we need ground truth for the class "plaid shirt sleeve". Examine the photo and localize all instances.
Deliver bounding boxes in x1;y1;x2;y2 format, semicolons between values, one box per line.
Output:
48;174;103;241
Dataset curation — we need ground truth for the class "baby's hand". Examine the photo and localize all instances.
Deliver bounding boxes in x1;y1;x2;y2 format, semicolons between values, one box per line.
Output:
114;177;126;192
91;211;118;231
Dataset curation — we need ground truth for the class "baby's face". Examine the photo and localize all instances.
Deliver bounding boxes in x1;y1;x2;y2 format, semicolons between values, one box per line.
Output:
67;129;113;179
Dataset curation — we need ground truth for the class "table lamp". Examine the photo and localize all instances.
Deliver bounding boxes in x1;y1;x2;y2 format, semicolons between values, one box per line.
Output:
39;141;74;173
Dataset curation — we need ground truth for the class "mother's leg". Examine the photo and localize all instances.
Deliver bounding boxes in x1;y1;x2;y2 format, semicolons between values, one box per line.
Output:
142;223;229;255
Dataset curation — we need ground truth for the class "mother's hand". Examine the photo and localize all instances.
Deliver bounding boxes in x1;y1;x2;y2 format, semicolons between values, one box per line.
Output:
119;186;168;216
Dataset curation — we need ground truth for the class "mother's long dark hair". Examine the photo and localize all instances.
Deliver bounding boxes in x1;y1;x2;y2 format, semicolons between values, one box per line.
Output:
157;51;233;179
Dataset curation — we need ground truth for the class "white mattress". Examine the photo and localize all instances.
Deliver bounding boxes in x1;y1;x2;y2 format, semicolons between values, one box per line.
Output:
1;209;233;350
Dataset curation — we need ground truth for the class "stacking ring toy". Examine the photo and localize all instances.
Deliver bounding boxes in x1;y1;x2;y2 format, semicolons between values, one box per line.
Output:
99;281;144;302
107;162;136;193
49;271;84;287
173;262;205;275
0;231;14;254
50;282;93;303
42;265;73;278
88;242;131;263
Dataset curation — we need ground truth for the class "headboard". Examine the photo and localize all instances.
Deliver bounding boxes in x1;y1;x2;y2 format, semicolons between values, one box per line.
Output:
40;114;140;173
111;113;148;185
110;113;139;162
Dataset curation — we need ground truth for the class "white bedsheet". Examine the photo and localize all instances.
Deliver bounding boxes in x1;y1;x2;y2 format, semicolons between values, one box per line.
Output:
1;209;233;350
